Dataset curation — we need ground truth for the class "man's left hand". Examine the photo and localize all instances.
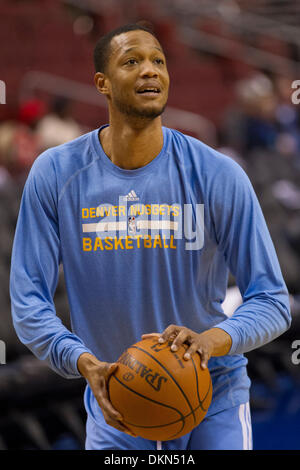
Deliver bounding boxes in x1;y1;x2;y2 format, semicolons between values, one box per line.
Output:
142;325;232;370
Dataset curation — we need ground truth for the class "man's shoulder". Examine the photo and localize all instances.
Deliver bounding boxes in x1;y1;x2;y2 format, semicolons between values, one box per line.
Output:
25;129;99;201
30;129;97;179
167;126;244;176
37;129;94;163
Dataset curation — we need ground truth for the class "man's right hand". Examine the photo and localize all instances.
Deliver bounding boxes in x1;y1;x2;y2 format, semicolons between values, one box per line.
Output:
77;352;137;437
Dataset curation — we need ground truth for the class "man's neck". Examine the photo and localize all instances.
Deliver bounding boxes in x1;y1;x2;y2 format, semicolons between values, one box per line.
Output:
99;116;164;170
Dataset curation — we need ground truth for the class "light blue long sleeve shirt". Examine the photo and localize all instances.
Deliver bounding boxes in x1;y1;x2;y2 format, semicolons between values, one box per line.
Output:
10;125;291;417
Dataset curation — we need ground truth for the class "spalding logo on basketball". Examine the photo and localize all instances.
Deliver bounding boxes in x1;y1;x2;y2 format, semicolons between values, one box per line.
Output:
108;337;212;441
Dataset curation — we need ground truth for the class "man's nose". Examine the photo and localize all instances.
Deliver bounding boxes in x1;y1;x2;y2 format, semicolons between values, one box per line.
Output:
140;60;158;78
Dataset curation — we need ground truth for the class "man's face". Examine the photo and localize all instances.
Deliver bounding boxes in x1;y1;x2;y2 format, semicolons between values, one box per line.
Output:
103;30;170;120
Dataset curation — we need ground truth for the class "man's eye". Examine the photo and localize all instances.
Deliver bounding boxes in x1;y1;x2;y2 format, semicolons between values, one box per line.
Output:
125;59;138;65
155;58;164;65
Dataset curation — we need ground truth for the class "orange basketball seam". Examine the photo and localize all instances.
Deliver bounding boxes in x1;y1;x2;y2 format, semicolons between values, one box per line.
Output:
124;401;208;429
122;398;211;440
190;356;212;412
109;374;186;420
129;345;196;424
202;377;213;410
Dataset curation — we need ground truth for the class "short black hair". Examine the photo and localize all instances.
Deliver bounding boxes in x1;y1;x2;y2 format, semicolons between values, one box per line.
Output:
93;23;158;73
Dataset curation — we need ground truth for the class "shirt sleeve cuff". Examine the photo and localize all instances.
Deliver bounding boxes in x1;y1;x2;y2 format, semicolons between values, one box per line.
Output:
70;346;94;378
214;320;241;355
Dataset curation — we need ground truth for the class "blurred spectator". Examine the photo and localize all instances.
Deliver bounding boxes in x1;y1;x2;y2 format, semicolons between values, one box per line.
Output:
220;72;300;294
0;98;46;180
36;97;82;151
222;72;300;163
222;73;278;155
0;166;12;190
18;99;47;128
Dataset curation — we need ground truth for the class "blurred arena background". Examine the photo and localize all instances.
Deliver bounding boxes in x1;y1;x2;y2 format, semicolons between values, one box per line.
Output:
1;0;300;450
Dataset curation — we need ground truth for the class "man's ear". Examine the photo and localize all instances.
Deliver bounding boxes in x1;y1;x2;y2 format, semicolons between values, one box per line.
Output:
94;72;110;96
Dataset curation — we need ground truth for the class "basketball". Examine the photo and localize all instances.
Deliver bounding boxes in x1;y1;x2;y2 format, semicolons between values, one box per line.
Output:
108;337;212;441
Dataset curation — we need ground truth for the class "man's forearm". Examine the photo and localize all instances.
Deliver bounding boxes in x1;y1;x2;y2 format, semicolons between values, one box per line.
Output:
215;293;291;356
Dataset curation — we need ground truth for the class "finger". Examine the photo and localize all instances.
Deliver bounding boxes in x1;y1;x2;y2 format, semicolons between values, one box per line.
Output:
100;393;137;436
107;417;137;437
103;412;137;437
141;333;160;340
106;362;119;379
183;342;199;360
171;329;190;352
158;324;179;344
103;364;124;418
197;348;209;369
101;362;118;379
99;377;124;422
99;394;123;422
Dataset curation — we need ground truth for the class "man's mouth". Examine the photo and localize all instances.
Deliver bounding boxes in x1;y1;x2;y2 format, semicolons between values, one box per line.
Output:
136;87;161;95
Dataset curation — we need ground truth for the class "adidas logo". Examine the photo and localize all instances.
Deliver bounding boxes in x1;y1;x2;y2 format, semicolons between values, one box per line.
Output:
123;190;139;201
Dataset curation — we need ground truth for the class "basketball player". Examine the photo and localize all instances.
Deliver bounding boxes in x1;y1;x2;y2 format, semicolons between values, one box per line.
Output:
10;24;291;450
